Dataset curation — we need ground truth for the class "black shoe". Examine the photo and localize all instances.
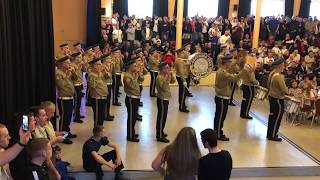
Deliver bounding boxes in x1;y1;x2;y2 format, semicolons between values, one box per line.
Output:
157;137;170;143
113;102;121;106
62;138;73;144
163;133;168;137
187;93;193;97
137;114;142;118
80;115;85;119
118;92;122;95
179;108;190;113
150;94;157;97
240;115;253;119
85;102;91;106
136;117;142;121
134;134;139;138
267;137;282;142
117;95;120;98
104;116;114;121
108;115;115;119
139;102;143;107
127;137;140;142
67;132;77;139
74;119;83;123
218;135;230;141
229;102;236;106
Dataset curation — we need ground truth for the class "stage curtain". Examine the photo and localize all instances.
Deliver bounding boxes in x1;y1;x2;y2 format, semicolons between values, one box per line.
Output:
238;0;252;17
299;0;311;18
154;0;169;17
218;0;230;18
183;0;188;17
0;0;55;129
86;0;102;47
113;0;128;16
285;0;294;17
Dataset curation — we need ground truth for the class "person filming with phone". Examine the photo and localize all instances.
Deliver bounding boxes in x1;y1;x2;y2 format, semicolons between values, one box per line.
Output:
0;122;31;179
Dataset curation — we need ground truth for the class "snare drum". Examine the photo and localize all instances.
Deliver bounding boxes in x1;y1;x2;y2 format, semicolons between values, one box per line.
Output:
254;86;268;100
284;96;300;114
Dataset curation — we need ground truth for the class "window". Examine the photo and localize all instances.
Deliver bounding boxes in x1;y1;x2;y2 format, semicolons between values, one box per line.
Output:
188;0;219;18
310;0;320;18
251;0;285;17
128;0;153;18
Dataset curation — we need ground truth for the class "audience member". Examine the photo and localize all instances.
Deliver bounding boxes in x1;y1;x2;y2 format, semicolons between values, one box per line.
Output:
53;146;75;180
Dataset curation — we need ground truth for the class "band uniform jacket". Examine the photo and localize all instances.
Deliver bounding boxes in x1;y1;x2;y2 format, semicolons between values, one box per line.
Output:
71;63;83;85
112;56;123;75
268;72;289;99
123;72;140;97
148;56;160;72
175;57;189;81
215;68;242;97
55;69;75;97
156;73;176;100
88;71;108;98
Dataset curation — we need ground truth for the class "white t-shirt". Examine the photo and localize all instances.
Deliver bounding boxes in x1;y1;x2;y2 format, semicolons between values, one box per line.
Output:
112;29;123;43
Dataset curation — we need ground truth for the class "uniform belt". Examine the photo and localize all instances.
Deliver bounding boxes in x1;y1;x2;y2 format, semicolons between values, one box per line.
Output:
107;83;112;85
270;95;285;100
159;98;169;101
150;70;158;72
115;72;121;75
242;83;254;86
216;95;230;100
74;83;82;86
92;96;107;99
58;97;73;100
127;95;140;99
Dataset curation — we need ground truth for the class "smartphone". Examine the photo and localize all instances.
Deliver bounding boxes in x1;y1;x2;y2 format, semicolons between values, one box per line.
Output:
22;115;29;132
62;132;69;139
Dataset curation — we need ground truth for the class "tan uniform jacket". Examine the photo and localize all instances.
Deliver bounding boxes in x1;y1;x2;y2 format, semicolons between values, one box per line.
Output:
241;70;259;86
175;58;189;81
215;68;242;97
102;60;114;85
268;72;289;98
148;56;160;72
156;73;176;100
55;69;75;97
113;57;123;74
71;63;83;85
88;72;108;98
123;72;140;97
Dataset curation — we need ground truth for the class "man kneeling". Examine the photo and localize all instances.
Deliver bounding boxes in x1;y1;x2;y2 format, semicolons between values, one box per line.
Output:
82;126;126;180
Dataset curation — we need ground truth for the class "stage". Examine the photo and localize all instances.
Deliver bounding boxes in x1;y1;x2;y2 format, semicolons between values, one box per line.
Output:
59;86;320;174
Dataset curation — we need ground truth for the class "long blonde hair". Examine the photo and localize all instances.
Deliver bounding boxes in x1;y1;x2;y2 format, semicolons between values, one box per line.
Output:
162;127;201;180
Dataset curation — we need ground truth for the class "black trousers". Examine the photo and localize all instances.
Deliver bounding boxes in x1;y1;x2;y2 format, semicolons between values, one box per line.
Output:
139;84;143;104
267;96;284;138
57;99;73;132
240;85;254;117
229;82;236;104
91;98;107;127
125;96;139;139
105;85;112;117
87;150;124;180
112;74;121;104
150;71;158;96
186;76;191;95
156;98;169;138
74;85;83;120
214;96;229;138
176;76;187;110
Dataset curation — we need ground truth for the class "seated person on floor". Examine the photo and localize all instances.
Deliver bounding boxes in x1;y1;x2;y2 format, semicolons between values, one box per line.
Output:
82;126;126;180
53;146;75;180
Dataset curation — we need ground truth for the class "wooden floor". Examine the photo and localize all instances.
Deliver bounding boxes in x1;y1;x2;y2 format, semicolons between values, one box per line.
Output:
59;86;319;172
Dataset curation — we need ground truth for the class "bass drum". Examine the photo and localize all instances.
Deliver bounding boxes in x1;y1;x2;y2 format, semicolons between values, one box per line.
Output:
188;53;213;78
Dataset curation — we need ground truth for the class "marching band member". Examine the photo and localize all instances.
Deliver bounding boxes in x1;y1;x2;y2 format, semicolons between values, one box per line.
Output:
228;48;239;106
73;42;85;54
148;48;160;97
175;48;190;113
155;62;176;143
267;58;288;141
111;47;123;106
182;43;193;97
57;43;71;59
88;57;109;127
101;54;115;121
123;56;140;142
240;56;259;119
214;54;243;141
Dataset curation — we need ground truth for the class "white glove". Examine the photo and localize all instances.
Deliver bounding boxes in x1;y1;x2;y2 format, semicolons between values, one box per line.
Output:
183;81;187;87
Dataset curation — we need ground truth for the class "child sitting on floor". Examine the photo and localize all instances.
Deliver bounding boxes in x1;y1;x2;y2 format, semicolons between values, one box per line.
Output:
53;146;75;180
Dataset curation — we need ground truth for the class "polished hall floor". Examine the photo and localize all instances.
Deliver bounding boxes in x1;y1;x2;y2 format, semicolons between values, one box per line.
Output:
60;85;319;173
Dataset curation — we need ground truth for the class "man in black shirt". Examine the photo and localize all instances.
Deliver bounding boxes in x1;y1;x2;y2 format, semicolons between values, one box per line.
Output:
198;129;232;180
82;126;126;180
26;138;51;180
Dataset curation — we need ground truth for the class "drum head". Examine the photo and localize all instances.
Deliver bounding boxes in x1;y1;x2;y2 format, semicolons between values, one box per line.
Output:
189;53;213;78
